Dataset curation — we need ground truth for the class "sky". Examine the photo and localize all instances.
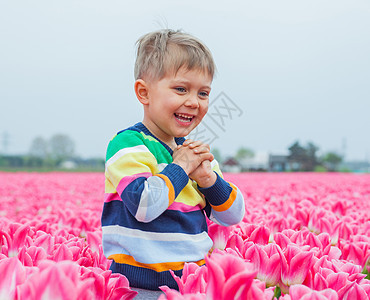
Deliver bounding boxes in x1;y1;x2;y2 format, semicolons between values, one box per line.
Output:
1;0;369;161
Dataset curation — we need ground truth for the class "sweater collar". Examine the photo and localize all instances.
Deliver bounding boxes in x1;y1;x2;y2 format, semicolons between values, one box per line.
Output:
134;122;185;155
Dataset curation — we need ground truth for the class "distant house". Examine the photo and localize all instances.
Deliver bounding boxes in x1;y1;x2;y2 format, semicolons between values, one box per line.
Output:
239;152;269;172
223;152;293;172
269;155;289;172
59;160;77;170
340;161;370;173
222;157;242;173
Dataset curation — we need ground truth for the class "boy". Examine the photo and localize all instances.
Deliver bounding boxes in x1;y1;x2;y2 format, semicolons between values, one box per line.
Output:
101;29;245;293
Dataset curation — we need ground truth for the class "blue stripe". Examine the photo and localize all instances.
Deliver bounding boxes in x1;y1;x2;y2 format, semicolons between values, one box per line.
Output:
198;172;233;206
160;163;189;198
110;260;181;290
119;177;146;217
101;201;208;234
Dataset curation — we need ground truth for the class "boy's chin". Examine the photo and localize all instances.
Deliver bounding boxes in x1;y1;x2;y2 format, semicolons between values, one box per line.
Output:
175;126;197;137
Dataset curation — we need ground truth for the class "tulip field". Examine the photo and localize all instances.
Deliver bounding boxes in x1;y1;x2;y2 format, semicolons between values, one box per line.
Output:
0;172;369;300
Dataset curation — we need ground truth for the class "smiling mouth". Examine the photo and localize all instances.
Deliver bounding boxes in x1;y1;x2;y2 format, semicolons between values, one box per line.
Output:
174;113;194;123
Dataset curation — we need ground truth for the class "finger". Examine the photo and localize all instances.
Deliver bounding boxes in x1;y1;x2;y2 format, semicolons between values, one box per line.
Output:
188;140;203;149
194;142;210;151
201;159;211;168
193;146;209;154
182;139;193;146
200;152;214;162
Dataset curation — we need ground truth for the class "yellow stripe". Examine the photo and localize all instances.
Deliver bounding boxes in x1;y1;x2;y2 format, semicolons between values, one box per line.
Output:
211;182;237;212
155;174;175;205
108;254;205;272
106;152;157;187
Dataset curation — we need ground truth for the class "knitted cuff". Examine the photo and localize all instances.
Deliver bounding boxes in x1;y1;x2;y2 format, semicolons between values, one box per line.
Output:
160;163;189;198
197;172;232;206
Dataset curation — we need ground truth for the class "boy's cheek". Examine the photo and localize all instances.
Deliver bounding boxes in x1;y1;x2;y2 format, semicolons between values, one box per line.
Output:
198;106;208;120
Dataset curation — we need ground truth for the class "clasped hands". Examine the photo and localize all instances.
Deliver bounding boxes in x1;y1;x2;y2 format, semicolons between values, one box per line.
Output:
173;139;217;188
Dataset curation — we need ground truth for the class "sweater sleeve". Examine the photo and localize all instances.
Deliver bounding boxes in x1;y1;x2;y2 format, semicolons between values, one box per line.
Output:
105;131;189;223
197;160;245;226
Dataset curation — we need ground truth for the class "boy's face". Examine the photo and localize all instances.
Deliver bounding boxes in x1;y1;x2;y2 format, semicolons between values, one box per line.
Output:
141;67;212;146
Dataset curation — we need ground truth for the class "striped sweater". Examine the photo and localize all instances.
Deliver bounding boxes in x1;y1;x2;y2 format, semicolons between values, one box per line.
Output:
101;122;245;290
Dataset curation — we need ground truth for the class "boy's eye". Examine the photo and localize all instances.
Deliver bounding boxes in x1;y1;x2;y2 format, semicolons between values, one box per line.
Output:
175;87;186;93
199;91;209;97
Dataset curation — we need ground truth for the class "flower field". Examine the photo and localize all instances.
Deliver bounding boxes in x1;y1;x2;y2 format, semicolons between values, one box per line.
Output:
0;172;369;299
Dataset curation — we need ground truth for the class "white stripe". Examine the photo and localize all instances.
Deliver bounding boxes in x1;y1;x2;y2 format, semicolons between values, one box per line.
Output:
102;225;209;242
102;233;213;264
157;163;167;172
135;181;149;221
211;159;218;169
135;176;169;222
106;145;150;168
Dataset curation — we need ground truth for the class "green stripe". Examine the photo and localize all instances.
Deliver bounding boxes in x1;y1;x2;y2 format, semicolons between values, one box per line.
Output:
106;129;172;164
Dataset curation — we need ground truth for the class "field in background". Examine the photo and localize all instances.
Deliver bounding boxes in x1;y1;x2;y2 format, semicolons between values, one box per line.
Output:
0;172;369;299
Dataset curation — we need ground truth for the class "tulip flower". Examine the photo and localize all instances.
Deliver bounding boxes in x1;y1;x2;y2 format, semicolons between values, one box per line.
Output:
161;262;208;295
279;244;315;293
337;281;370;300
207;223;232;251
243;243;281;287
0;223;31;257
0;257;26;299
205;251;270;300
280;284;338;300
158;289;206;300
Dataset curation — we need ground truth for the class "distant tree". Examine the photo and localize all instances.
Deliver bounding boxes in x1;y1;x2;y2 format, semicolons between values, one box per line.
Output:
49;134;75;162
288;141;306;171
321;152;343;171
29;136;48;158
234;147;254;161
212;148;222;163
305;142;319;171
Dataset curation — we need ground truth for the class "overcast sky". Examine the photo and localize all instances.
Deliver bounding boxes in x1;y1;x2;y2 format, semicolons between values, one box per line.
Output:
1;0;369;161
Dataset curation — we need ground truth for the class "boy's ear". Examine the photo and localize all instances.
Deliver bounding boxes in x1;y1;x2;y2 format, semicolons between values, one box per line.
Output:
134;79;149;105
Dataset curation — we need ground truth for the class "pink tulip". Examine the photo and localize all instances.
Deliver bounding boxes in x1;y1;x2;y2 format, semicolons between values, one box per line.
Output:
225;233;245;253
52;243;74;262
17;262;93;300
0;257;26;299
205;251;269;300
243;243;281;287
308;208;327;234
80;267;111;299
279;244;315;293
337;281;370;300
106;273;138;300
273;232;291;250
158;289;206;300
162;262;208;295
340;241;369;268
0;223;31;257
18;245;47;267
280;284;338;300
331;259;362;275
86;230;102;253
32;232;55;255
95;244;113;270
207;223;232;251
248;225;270;245
17;260;137;300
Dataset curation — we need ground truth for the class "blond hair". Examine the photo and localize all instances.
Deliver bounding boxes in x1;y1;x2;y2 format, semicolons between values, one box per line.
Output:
134;29;216;81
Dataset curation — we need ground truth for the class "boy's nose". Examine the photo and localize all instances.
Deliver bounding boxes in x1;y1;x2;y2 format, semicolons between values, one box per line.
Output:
185;94;199;108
